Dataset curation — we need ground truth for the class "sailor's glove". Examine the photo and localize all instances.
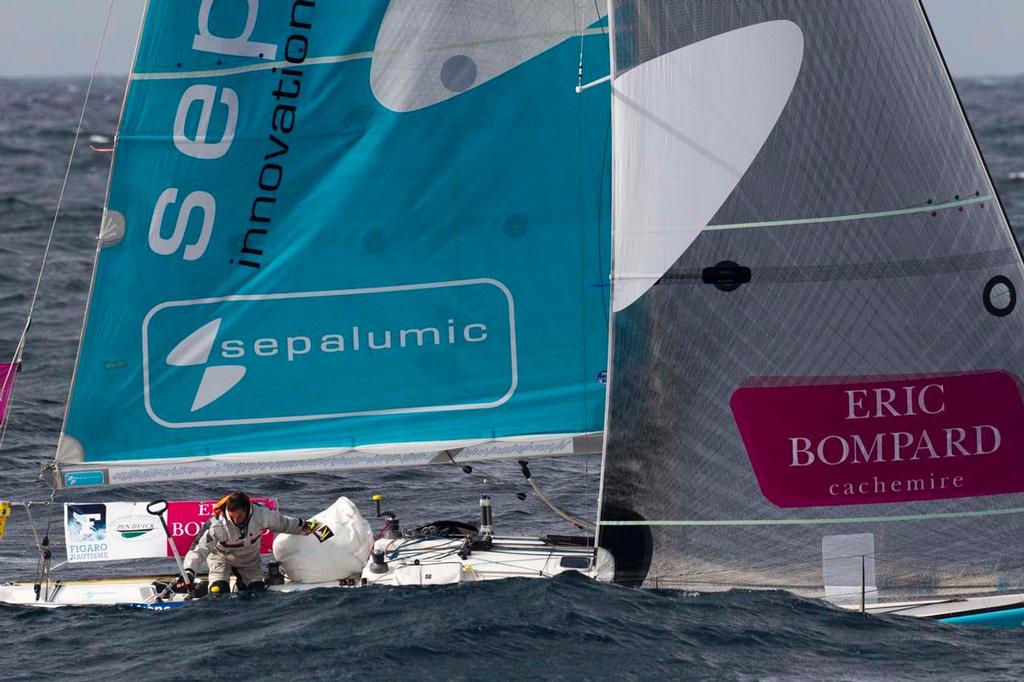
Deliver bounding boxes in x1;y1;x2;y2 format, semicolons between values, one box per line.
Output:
174;568;195;591
302;519;321;536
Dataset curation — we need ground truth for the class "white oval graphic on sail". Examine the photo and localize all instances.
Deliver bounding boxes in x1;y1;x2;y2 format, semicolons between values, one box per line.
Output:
192;365;247;412
611;20;805;311
166;318;221;367
370;0;603;112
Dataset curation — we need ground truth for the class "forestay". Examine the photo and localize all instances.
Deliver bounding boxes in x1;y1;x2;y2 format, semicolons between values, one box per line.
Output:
598;0;1024;603
55;1;611;488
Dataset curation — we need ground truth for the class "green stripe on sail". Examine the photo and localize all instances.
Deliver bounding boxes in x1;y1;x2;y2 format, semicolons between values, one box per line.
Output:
600;506;1024;527
617;195;994;241
704;195;992;231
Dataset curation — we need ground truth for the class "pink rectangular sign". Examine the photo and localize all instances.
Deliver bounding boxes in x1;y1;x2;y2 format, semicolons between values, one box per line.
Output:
165;498;277;557
731;371;1024;508
0;362;16;423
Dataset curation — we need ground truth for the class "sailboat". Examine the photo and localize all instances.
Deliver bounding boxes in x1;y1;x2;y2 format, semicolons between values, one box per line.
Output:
4;0;1024;626
0;0;614;606
596;1;1024;627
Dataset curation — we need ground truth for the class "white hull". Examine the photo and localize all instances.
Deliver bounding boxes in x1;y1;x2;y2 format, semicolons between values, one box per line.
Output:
7;531;1019;625
0;535;613;608
845;592;1024;622
3;539;1022;626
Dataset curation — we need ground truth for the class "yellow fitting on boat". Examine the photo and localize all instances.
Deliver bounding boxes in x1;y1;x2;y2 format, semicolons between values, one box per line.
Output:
210;584;222;594
0;502;9;540
371;494;382;502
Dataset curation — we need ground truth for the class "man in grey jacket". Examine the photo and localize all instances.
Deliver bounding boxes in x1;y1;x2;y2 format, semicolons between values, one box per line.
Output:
181;492;313;595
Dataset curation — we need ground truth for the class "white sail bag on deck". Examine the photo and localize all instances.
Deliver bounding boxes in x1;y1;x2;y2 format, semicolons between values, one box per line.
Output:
273;497;372;583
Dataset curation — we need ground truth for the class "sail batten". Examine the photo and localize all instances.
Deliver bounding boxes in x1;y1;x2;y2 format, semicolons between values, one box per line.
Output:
131;27;612;82
59;2;611;487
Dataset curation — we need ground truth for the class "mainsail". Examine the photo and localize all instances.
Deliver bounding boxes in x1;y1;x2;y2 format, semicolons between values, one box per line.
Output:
55;1;611;488
598;0;1024;603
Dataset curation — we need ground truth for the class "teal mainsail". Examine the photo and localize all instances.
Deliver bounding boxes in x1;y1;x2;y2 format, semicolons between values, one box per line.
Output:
56;1;610;487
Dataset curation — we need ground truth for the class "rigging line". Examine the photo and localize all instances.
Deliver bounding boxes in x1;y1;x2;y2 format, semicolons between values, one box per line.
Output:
600;505;1024;527
36;484;58;603
519;461;596;531
593;0;606;34
0;0;116;456
528;475;594;531
443;451;523;492
576;0;585;90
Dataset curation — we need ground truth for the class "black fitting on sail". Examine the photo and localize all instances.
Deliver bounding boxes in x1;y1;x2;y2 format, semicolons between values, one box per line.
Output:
598;505;653;587
983;275;1016;317
702;260;751;292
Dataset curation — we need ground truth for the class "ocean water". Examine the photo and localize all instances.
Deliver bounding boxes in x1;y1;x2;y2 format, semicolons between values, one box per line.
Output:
1;75;1024;681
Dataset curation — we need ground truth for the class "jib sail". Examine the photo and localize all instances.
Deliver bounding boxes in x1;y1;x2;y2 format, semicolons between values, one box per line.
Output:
56;1;610;487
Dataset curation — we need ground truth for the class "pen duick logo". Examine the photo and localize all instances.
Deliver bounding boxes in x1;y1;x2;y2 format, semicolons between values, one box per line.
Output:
731;371;1024;508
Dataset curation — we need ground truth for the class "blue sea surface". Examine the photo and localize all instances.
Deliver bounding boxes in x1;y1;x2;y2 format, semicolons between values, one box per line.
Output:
1;75;1024;681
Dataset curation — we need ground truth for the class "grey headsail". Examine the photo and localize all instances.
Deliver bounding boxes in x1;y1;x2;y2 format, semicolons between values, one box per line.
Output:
598;0;1024;601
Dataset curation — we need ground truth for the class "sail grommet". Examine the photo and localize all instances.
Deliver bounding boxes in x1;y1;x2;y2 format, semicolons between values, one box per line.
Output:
983;275;1016;317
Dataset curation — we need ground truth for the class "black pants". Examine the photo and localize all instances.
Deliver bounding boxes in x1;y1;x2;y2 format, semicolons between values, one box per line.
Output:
209;568;267;595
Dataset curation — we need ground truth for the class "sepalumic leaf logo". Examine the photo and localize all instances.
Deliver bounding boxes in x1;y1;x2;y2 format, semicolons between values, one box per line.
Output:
165;318;246;412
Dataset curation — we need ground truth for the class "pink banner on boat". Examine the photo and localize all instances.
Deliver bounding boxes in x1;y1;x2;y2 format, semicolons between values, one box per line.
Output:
0;363;16;423
165;498;277;557
731;371;1024;508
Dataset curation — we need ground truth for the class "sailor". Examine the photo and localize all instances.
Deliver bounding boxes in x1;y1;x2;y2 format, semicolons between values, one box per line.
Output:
179;492;313;595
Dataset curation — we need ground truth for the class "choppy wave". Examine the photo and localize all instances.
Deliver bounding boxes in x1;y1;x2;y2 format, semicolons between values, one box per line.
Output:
2;75;1024;681
6;575;1024;682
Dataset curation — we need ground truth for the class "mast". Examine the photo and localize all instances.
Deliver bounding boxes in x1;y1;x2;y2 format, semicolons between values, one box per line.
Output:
593;0;619;557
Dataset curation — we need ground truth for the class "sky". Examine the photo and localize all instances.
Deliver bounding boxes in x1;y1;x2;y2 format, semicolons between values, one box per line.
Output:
0;0;1022;77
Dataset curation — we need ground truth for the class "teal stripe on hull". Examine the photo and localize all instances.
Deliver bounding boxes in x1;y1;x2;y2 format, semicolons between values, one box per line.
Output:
940;607;1024;628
